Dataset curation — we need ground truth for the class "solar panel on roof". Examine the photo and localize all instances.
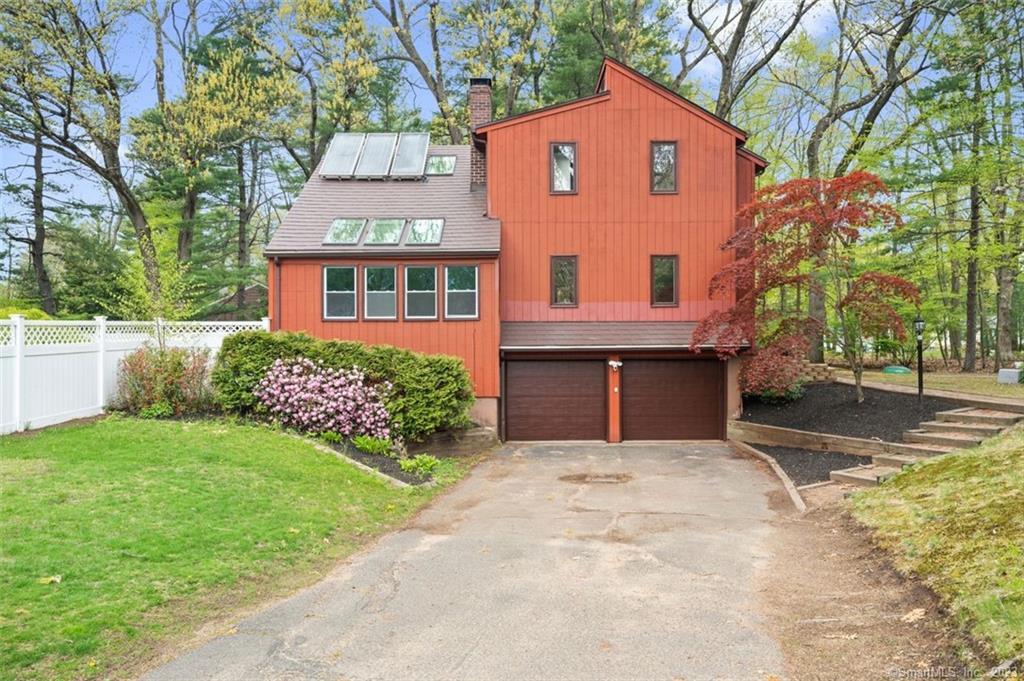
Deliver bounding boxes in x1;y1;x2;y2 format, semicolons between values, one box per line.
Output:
390;133;430;177
320;133;365;177
354;133;398;178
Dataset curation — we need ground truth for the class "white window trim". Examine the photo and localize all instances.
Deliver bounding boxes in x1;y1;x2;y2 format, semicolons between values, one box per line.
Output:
364;265;398;320
404;265;438;320
444;265;479;319
323;266;357;320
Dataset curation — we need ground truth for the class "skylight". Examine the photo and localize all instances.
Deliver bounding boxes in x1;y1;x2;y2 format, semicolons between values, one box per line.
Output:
364;218;405;244
425;155;456;175
324;218;367;244
406;219;444;245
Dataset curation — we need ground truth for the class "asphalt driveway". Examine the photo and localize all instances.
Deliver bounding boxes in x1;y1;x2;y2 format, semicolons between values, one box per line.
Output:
145;443;786;681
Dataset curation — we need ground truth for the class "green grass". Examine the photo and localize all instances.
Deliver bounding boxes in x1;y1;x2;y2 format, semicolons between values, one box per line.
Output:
837;369;1024;400
851;427;1024;659
0;416;472;680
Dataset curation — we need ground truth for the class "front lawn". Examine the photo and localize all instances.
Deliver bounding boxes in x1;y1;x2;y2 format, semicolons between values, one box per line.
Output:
837;369;1024;400
851;427;1024;660
0;417;472;680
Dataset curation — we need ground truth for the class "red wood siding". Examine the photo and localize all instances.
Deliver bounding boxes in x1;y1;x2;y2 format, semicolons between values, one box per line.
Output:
487;63;741;322
271;257;500;397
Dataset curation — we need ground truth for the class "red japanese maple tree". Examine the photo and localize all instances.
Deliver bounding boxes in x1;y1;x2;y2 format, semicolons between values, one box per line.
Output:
691;171;920;402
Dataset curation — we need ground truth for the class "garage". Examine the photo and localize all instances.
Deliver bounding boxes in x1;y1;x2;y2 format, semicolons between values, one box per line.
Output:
504;360;606;440
621;359;724;440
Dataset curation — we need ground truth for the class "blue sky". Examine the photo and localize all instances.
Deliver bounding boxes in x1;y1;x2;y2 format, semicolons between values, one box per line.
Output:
1;1;837;235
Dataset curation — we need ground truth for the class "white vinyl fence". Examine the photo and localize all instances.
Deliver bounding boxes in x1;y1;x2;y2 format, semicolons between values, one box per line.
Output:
0;316;269;435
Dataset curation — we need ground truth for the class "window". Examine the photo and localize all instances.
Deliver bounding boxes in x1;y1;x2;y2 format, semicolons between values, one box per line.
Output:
651;142;677;193
651;255;678;306
550;142;577;193
405;266;437;319
323;218;366;244
445;265;478;318
407;218;444;245
365;266;397;319
324;266;356;319
550;256;577;306
425;155;457;175
365;218;405;245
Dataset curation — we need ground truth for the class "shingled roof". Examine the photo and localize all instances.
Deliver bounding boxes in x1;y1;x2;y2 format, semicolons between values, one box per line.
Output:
266;145;499;257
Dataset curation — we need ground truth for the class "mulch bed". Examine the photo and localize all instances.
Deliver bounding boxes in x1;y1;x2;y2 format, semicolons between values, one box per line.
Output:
326;442;429;485
741;382;963;442
756;445;868;486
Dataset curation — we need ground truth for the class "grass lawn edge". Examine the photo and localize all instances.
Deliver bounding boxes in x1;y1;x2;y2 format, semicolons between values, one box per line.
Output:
0;416;489;681
847;426;1024;664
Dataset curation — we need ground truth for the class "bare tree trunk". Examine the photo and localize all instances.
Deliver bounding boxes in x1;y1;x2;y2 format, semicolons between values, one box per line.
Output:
996;266;1014;368
28;130;55;314
178;186;196;262
235;146;253;310
962;62;983;372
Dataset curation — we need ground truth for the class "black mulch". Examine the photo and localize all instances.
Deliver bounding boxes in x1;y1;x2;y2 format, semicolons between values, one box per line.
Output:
740;382;963;442
327;442;429;485
756;445;869;487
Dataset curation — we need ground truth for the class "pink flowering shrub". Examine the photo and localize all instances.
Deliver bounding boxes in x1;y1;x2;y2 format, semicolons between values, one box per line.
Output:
253;358;391;439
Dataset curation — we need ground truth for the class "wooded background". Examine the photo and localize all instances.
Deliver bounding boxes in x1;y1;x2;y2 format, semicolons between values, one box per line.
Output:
1;0;1021;371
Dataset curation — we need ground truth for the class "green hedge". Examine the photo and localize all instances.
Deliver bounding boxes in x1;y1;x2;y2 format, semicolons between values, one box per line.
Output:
212;331;474;442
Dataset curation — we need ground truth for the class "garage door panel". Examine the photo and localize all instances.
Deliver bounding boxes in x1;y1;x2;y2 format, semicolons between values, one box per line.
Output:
505;361;606;440
622;360;723;440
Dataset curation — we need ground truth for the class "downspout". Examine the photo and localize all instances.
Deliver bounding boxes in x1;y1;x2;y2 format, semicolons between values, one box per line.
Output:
273;256;281;331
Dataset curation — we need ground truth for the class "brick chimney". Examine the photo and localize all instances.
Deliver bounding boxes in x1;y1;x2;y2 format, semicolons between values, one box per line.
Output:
469;77;492;188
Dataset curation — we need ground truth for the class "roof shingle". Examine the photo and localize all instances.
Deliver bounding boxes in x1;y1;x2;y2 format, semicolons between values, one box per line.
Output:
266;145;499;256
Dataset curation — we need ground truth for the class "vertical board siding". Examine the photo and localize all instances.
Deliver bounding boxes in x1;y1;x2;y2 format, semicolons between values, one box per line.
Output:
276;258;500;397
489;65;742;322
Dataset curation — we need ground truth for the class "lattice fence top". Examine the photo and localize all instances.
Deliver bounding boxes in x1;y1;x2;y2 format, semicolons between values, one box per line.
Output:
3;318;264;347
24;321;98;346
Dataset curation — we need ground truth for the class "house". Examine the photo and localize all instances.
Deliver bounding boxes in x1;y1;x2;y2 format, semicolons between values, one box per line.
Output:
265;58;766;442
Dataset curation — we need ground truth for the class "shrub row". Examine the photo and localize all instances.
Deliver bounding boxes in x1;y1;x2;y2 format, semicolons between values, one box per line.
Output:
212;331;474;442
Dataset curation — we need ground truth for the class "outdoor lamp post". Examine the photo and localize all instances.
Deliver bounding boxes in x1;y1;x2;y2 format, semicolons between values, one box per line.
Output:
914;316;925;404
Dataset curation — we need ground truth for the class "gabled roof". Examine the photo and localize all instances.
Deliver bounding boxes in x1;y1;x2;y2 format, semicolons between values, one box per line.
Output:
477;57;754;145
265;145;499;257
594;57;749;140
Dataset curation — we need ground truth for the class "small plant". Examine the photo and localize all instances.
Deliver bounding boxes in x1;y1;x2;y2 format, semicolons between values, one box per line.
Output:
399;454;440;479
320;431;343;444
112;345;213;417
138;401;174;419
351;434;394;457
253;358;391;439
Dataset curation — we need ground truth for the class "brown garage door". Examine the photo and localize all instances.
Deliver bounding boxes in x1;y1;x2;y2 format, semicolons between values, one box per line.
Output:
621;359;724;440
505;360;606;440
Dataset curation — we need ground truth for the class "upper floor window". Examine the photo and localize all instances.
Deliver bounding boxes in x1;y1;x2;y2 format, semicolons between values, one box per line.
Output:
324;266;356;319
324;218;366;245
425;155;456;175
550;142;577;194
405;266;438;319
551;256;577;306
651;255;678;306
651;142;677;193
365;218;405;245
365;266;397;319
445;265;479;319
407;218;444;245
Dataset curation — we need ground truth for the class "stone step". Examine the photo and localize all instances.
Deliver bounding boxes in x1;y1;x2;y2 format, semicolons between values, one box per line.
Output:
830;465;901;487
918;420;1003;436
887;441;958;457
935;407;1024;426
903;429;983;447
872;453;926;469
